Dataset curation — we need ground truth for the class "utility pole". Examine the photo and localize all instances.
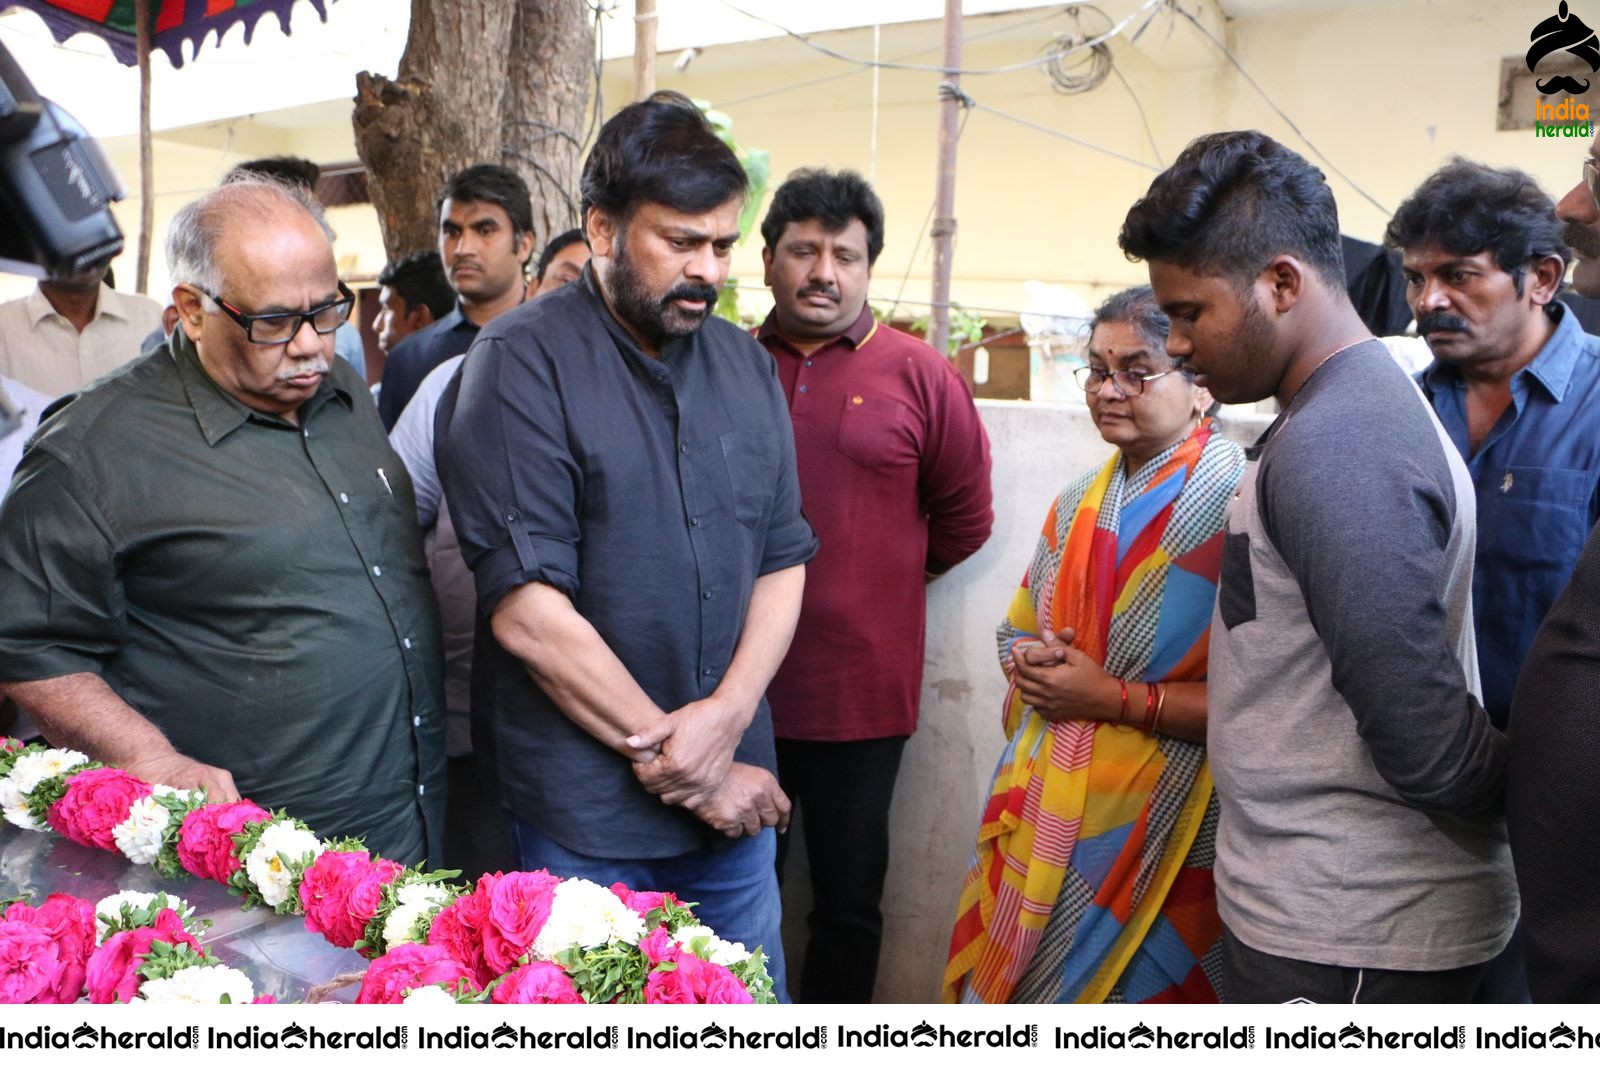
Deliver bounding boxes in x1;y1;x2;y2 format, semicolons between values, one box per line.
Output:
634;0;658;102
134;0;153;294
929;0;963;373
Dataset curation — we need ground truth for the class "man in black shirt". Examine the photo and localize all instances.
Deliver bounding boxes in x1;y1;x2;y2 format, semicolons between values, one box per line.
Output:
438;92;815;996
377;165;534;429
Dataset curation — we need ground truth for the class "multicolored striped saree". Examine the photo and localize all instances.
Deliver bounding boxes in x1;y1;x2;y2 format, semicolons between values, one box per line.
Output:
944;419;1244;1004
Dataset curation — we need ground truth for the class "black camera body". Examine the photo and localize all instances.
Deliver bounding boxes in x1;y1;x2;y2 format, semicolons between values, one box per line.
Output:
0;40;125;279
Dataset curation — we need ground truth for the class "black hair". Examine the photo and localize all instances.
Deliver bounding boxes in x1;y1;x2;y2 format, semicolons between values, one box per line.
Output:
227;156;321;191
1119;130;1346;288
434;164;535;247
580;90;747;223
1383;158;1569;296
377;250;455;320
760;168;886;265
535;228;587;281
1091;285;1220;417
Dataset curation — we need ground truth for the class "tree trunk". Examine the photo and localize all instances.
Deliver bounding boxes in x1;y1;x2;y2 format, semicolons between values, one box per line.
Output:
353;0;593;261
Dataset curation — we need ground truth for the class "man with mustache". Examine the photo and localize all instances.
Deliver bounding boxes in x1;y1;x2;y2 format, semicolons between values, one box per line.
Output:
752;169;993;1002
436;92;817;997
1502;135;1600;1002
376;165;534;429
0;179;446;864
1384;160;1593;1001
1121;131;1513;1002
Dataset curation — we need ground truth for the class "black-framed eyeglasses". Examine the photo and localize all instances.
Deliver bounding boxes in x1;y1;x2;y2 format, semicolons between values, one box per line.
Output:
1073;363;1186;397
1585;158;1600;213
197;280;355;345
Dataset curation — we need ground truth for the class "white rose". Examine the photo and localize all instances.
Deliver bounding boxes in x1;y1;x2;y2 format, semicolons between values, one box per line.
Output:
137;964;255;1005
531;878;645;960
243;820;325;908
94;890;193;942
0;749;88;830
673;924;751;966
404;984;458;1006
112;795;171;866
0;778;37;831
381;882;452;948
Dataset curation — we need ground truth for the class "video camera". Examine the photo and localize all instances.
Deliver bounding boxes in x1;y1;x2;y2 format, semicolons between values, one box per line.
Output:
0;39;126;280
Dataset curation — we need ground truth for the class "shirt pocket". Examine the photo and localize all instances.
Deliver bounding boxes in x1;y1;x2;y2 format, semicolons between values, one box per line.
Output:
835;394;917;469
719;430;778;528
1218;529;1257;630
1478;465;1593;571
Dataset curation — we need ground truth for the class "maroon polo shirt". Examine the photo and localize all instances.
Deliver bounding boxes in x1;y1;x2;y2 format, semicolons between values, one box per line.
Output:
757;304;994;741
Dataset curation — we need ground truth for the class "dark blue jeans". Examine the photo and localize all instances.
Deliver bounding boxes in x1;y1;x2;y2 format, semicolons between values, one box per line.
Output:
508;815;788;1001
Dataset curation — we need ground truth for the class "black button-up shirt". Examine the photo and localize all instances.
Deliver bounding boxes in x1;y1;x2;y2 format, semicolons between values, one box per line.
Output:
0;331;446;864
436;269;817;858
378;305;479;430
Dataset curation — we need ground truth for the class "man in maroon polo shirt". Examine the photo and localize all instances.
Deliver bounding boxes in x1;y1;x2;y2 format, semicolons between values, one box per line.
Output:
756;169;993;1002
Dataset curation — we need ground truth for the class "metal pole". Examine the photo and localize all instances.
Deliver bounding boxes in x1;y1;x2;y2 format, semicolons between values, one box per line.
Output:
135;0;153;295
633;0;658;102
929;0;963;372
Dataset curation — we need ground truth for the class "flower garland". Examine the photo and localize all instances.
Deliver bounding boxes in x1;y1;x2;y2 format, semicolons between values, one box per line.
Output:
0;738;773;1005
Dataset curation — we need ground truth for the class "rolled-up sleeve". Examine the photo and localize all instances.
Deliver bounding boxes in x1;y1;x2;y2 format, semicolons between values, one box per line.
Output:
0;447;126;680
755;359;818;576
436;337;583;615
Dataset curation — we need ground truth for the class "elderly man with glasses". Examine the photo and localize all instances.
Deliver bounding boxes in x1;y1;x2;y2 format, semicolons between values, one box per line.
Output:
0;178;446;865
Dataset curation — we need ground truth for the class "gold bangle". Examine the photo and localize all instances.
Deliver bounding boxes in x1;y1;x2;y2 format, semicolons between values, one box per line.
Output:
1151;683;1169;736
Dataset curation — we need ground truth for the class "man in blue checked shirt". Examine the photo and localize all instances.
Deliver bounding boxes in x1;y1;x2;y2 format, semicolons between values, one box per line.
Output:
1385;159;1600;1003
1387;159;1600;735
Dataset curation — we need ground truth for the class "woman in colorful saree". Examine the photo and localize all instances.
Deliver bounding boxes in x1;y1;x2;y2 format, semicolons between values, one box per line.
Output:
944;286;1246;1004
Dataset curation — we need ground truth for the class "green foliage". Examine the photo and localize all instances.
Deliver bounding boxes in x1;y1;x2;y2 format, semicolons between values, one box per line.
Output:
730;946;777;1004
910;304;989;358
0;740;41;779
695;100;769;327
151;790;208;881
554;941;653;1004
97;891;206;942
133;939;215;984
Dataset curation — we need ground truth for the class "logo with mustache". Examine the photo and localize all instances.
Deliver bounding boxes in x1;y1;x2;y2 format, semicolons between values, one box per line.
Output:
1529;2;1600;95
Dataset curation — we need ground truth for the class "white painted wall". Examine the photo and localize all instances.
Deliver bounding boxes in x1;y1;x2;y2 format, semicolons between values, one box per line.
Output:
780;398;1273;1003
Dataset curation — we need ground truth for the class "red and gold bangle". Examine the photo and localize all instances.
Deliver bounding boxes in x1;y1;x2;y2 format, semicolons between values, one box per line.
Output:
1141;682;1158;735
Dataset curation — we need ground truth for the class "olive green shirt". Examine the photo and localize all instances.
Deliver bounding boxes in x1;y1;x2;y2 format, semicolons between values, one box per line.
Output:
0;331;445;864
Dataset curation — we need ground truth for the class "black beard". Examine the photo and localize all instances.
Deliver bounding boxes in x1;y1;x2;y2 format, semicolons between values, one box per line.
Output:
605;231;720;345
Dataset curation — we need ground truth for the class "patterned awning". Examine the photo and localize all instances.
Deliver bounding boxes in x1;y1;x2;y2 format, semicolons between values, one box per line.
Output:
3;0;333;68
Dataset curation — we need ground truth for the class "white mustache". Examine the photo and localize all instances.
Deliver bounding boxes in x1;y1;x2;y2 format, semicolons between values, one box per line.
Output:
277;358;331;382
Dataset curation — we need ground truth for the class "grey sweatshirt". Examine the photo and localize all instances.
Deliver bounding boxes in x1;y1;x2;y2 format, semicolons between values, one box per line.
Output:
1208;340;1517;972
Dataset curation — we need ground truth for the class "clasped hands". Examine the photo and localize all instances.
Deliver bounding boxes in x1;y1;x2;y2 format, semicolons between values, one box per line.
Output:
624;696;790;839
1008;626;1120;723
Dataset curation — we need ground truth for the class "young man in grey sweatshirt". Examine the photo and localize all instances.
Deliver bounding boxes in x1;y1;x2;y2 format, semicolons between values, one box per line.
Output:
1118;131;1515;1003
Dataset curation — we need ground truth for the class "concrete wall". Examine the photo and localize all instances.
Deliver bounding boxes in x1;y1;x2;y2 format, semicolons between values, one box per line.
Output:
779;397;1272;1003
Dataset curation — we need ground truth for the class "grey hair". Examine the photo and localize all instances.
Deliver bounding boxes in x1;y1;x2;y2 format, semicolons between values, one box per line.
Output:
164;177;335;300
1090;285;1171;355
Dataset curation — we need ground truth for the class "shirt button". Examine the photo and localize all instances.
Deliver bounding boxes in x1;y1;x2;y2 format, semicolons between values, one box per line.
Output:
703;668;714;676
418;784;426;796
413;716;422;727
799;385;809;394
703;590;714;600
403;637;413;649
804;360;812;367
302;428;310;439
679;443;688;454
372;565;382;577
339;493;349;504
690;516;700;526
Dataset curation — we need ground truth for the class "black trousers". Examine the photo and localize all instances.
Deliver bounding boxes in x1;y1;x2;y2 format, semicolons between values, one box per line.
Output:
1223;926;1489;1003
774;735;908;1004
442;754;514;882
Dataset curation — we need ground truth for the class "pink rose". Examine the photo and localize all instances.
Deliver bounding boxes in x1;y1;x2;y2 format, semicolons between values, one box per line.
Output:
637;925;678;966
4;894;95;1003
609;882;679;919
298;850;403;950
0;919;60;1005
356;943;477;1005
483;870;560;974
251;994;276;1004
426;879;493;987
491;960;584;1004
644;952;753;1005
84;909;201;1004
176;800;271;883
47;767;152;851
